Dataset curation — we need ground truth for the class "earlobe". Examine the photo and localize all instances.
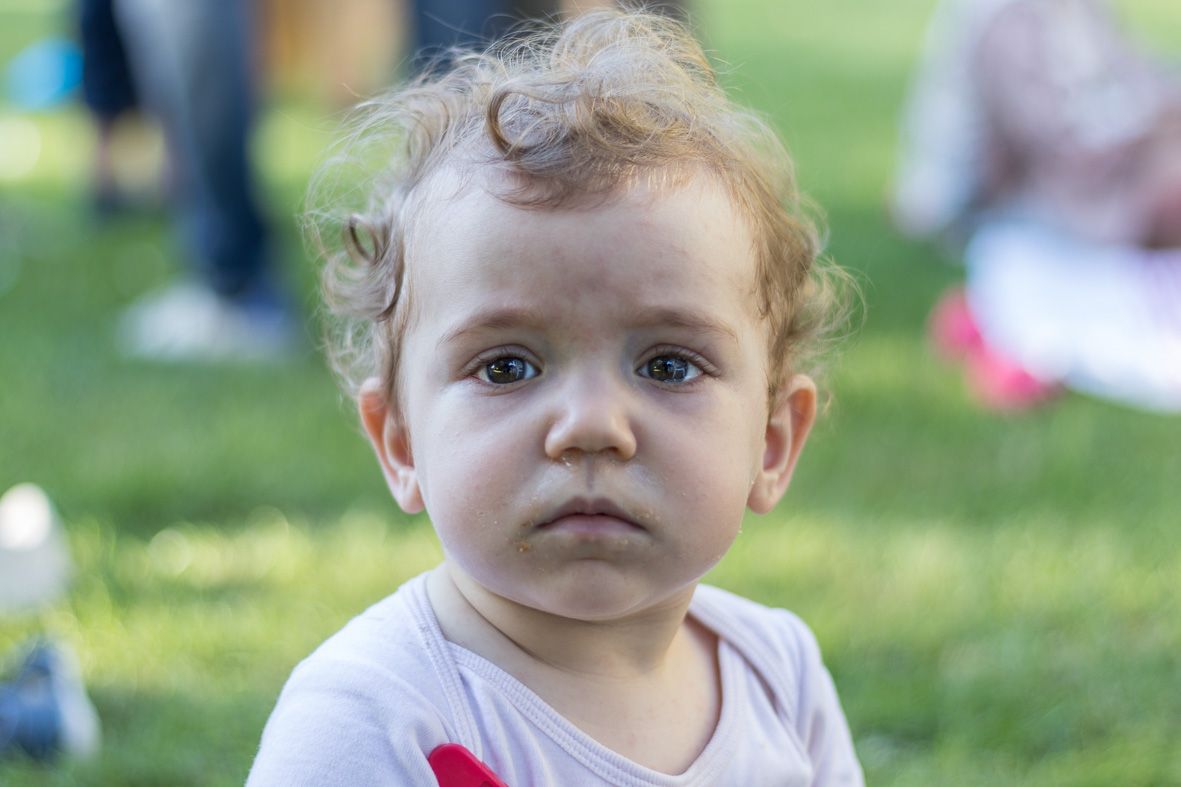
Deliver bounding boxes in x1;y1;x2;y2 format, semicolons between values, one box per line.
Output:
359;379;425;514
747;374;817;514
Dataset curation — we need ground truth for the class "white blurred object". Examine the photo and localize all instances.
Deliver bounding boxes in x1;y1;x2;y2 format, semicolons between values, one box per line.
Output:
0;483;73;612
967;219;1181;411
117;281;297;362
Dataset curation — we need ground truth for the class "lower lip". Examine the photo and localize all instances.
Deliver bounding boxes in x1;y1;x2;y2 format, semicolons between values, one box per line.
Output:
541;515;643;537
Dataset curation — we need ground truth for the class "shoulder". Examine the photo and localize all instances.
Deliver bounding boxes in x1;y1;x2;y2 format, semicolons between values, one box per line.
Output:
693;584;865;786
248;574;456;786
692;584;825;692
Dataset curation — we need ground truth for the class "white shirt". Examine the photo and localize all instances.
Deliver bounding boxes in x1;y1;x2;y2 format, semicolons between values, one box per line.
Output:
248;573;863;786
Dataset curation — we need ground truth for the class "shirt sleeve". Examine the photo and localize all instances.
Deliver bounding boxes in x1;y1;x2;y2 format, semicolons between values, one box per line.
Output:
785;616;865;787
246;654;448;787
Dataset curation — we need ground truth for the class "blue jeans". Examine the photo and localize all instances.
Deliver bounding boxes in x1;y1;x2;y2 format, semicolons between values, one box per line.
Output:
409;1;689;71
410;0;556;70
114;0;271;298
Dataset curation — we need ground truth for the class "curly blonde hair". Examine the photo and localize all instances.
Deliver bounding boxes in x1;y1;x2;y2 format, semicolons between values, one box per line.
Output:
308;8;849;406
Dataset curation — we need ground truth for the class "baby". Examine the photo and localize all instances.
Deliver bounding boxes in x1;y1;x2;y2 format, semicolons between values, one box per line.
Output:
250;9;862;785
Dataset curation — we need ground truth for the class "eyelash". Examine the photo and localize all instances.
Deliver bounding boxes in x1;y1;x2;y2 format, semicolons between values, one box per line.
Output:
636;347;714;386
469;348;541;386
466;347;715;387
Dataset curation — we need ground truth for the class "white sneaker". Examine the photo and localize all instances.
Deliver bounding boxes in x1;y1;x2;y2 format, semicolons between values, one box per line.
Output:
116;281;298;362
0;484;72;613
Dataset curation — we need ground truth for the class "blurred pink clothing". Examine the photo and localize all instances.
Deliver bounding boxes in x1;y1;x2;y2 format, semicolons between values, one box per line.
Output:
894;0;1181;245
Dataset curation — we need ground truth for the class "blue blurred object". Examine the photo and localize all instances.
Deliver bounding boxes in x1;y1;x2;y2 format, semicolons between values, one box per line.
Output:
5;38;83;110
0;639;100;762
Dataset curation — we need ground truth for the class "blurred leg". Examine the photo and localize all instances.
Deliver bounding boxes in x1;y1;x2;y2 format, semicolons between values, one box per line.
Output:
410;0;560;70
0;684;17;754
78;0;137;119
113;0;272;298
78;0;139;214
409;0;689;73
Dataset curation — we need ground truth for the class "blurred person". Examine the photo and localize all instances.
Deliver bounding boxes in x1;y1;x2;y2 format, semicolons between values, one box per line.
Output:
249;10;861;784
893;0;1181;411
0;485;101;763
77;0;149;217
408;0;688;71
109;0;296;361
409;0;554;71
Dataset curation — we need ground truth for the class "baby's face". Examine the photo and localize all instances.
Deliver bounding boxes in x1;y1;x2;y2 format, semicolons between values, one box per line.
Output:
386;172;801;621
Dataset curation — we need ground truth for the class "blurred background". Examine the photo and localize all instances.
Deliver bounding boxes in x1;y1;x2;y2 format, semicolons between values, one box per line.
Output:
0;0;1178;784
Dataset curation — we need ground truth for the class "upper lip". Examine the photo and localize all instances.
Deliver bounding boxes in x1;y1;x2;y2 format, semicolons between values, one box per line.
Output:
537;497;643;529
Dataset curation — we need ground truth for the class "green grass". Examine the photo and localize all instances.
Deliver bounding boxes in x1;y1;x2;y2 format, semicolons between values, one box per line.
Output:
2;0;1180;784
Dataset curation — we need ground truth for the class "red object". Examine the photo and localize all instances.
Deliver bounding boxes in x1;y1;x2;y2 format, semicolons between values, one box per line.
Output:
928;287;983;359
428;743;510;787
929;287;1060;411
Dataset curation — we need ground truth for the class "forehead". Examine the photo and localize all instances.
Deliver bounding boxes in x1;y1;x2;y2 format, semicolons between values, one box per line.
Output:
405;171;760;317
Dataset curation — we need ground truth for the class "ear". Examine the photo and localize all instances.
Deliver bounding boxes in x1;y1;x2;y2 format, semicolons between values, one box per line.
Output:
358;378;425;514
747;374;817;514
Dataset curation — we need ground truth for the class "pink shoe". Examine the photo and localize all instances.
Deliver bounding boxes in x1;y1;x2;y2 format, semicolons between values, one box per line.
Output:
928;287;1061;410
928;288;983;359
963;342;1060;411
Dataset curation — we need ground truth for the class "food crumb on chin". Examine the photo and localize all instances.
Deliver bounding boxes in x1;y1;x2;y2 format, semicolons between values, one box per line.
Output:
516;541;532;553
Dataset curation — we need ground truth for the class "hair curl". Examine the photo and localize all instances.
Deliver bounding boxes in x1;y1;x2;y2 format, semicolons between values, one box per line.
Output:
307;8;853;407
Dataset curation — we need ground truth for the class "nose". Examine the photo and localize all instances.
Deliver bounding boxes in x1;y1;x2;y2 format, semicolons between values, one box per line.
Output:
543;370;638;462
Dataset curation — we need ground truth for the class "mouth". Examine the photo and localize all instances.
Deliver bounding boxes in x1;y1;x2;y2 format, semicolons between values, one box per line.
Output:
536;497;646;537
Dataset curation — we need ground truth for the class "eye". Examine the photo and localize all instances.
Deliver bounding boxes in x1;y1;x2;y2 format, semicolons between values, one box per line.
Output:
638;354;702;384
477;356;539;385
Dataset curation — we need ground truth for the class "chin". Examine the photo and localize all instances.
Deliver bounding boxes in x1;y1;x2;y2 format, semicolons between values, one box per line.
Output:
516;571;696;623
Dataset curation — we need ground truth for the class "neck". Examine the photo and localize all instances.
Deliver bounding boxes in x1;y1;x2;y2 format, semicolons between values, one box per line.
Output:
428;562;696;679
427;562;723;775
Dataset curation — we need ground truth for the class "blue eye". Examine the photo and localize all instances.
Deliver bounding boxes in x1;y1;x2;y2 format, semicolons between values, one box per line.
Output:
639;355;701;383
478;356;539;384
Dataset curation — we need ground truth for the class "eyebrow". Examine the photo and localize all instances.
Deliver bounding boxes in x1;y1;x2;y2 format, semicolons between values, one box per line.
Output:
437;306;739;348
437;308;548;349
633;307;740;345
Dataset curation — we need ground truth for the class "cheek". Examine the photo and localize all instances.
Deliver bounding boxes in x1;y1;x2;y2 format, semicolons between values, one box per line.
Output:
651;414;760;517
420;455;508;572
682;395;766;475
681;410;766;534
413;416;527;531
